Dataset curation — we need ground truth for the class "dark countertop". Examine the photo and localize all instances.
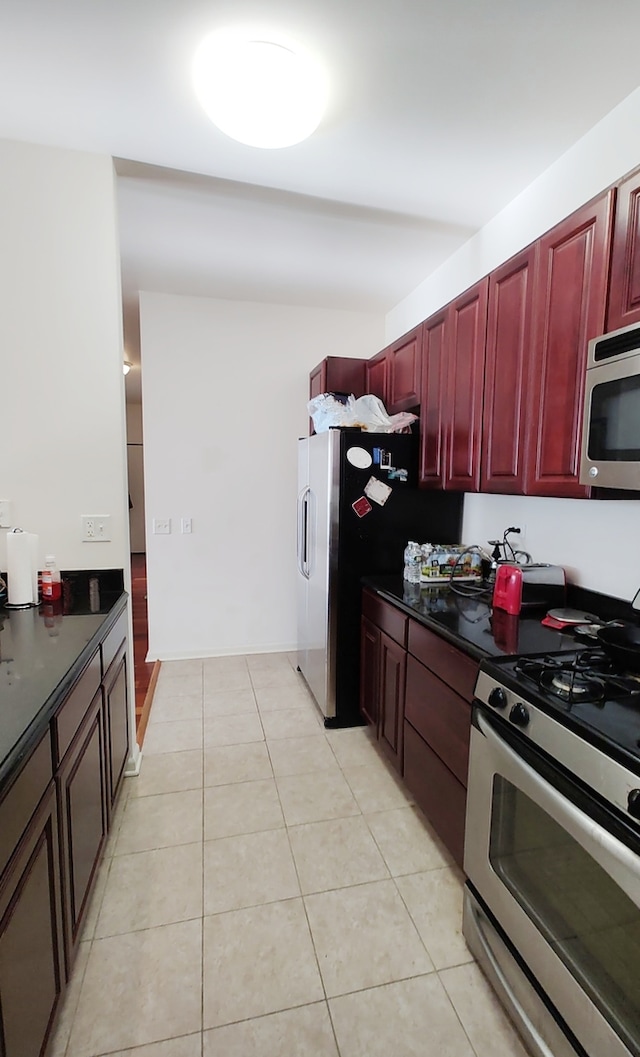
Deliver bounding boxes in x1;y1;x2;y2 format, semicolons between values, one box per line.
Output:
0;569;127;797
362;574;617;662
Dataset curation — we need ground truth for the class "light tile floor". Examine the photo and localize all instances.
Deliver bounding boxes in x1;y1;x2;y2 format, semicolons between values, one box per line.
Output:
50;651;529;1057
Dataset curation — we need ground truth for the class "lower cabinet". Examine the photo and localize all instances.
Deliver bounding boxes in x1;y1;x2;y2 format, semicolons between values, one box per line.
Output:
104;645;130;816
359;590;408;774
360;589;478;868
0;780;65;1057
57;690;108;972
0;602;130;1056
359;616;380;729
378;632;406;771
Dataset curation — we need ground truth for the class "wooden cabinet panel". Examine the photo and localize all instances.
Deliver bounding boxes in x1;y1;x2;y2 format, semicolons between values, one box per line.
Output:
0;783;64;1057
54;651;101;764
0;733;52;878
104;647;130;813
407;620;478;701
404;656;471;785
445;279;489;491
101;610;127;678
608;169;640;331
379;632;406;772
403;722;466;869
359;616;380;730
481;246;537;493
419;310;448;487
365;353;388;404
362;589;407;648
386;327;422;413
309;357;368;434
526;191;614;498
309;357;367;400
57;691;107;973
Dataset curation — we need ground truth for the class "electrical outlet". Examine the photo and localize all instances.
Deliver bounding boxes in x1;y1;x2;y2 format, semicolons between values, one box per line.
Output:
153;518;171;535
81;514;111;542
181;517;192;534
0;500;11;528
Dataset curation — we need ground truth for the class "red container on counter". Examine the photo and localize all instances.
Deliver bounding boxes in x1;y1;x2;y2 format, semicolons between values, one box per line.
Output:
492;563;523;615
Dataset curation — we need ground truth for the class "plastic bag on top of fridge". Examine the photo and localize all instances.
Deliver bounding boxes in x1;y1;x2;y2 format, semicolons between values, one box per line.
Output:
308;393;418;433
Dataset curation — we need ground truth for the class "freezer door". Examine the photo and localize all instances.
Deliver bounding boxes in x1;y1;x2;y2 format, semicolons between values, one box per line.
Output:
296;431;338;719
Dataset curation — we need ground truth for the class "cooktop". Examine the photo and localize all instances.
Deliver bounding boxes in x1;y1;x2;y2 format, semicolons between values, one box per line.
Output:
479;646;640;773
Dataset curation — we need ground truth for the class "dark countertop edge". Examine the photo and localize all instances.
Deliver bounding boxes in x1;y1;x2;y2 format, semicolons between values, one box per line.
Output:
362;578;491;663
0;591;129;801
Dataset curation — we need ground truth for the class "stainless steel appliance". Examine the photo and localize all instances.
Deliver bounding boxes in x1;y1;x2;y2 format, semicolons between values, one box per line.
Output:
580;321;640;490
463;641;640;1057
296;429;462;726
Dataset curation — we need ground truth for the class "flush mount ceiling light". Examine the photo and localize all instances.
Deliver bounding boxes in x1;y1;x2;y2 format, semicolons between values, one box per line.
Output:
123;360;133;375
192;29;328;149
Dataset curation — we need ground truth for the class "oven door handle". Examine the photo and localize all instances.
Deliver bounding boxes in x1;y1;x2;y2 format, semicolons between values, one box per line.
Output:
476;710;640;894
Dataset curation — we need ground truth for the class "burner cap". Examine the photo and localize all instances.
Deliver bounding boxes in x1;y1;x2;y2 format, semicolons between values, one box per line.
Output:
539;668;605;704
551;673;589;695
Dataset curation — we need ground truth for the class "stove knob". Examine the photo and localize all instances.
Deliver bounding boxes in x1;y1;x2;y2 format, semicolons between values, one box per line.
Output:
509;703;530;727
628;789;640;820
488;687;507;709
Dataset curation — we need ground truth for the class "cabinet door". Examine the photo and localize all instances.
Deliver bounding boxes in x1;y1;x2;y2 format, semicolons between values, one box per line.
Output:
419;310;448;488
0;783;65;1057
403;722;466;869
608;170;640;331
526;191;614;498
378;631;406;772
445;278;489;491
481;246;537;493
365;353;388;404
359;616;380;730
385;327;422;413
104;646;130;815
57;690;108;974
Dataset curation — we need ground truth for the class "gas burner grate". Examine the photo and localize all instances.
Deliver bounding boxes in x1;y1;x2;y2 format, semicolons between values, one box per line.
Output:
514;650;640;706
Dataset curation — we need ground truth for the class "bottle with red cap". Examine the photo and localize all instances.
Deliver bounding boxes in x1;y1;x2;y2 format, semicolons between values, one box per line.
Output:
41;555;62;602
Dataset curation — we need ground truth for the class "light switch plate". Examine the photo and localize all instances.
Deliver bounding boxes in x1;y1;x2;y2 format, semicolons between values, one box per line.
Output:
0;500;11;528
153;518;171;534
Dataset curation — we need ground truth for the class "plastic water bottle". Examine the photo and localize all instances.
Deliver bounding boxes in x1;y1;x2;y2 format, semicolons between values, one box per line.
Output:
403;541;421;584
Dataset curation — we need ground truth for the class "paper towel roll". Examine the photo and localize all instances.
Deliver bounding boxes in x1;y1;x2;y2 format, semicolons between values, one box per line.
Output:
29;533;39;602
7;530;33;605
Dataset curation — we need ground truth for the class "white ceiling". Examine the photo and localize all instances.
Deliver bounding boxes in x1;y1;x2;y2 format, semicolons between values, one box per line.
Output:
4;0;640;402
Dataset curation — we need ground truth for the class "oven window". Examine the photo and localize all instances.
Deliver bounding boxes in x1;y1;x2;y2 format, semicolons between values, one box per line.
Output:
490;777;640;1054
587;374;640;461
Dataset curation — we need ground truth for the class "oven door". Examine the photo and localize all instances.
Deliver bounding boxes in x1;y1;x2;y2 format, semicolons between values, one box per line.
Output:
464;706;640;1057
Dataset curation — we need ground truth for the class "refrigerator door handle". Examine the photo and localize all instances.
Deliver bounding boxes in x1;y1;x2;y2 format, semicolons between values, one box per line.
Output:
297;486;311;579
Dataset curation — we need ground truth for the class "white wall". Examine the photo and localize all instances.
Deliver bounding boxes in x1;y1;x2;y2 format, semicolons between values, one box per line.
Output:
387;89;640;603
1;138;130;574
0;137;138;766
140;292;384;658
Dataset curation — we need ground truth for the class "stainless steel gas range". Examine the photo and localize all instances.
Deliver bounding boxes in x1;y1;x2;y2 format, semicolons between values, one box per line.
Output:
463;646;640;1057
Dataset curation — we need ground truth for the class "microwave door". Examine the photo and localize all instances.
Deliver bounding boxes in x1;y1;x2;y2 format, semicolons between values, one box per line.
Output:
580;353;640;489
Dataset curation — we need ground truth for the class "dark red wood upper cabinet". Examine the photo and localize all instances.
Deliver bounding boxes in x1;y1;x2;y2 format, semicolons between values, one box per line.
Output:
385;326;423;413
365;351;388;404
309;356;367;401
419;310;448;488
445;278;489;491
525;190;615;498
481;246;537;494
308;356;367;434
607;168;640;331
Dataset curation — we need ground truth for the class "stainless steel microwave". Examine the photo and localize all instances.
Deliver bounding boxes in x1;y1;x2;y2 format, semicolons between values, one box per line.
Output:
580;321;640;490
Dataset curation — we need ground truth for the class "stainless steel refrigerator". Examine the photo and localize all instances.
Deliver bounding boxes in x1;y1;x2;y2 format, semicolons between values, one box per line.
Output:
296;428;463;727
